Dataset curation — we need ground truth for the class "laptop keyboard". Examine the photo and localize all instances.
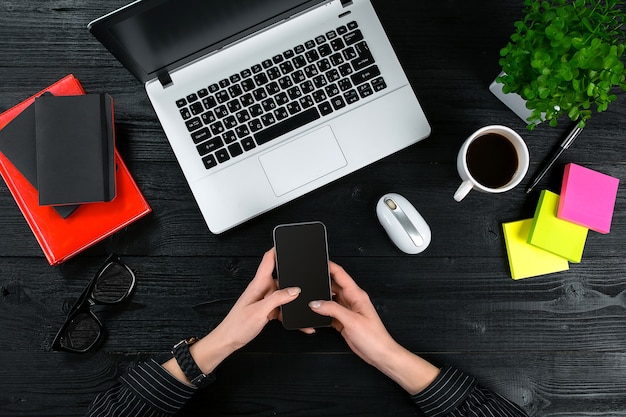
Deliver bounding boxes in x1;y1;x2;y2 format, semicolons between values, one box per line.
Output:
176;20;387;171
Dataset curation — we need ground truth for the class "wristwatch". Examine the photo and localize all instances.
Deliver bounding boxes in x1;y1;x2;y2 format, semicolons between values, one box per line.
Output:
171;337;215;388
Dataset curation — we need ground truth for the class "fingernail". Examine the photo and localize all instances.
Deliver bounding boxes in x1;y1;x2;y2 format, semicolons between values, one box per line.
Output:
309;300;322;309
287;287;301;296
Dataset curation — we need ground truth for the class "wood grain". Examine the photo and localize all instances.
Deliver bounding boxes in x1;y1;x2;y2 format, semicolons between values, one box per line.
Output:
1;0;625;416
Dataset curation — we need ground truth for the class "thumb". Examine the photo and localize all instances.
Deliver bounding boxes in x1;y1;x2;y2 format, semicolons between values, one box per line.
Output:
262;286;301;311
309;299;353;324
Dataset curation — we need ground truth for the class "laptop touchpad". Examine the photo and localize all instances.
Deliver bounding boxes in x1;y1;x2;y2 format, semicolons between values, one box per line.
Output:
259;126;347;197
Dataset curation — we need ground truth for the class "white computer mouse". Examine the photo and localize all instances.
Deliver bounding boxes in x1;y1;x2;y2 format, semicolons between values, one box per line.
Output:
376;193;431;254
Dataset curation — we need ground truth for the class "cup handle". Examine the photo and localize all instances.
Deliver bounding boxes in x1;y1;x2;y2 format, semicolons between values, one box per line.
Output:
454;180;473;202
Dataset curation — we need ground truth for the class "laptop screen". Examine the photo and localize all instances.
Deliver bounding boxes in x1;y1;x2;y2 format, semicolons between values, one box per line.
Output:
89;0;326;84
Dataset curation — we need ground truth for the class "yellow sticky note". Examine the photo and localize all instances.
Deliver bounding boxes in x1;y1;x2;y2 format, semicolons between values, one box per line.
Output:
528;190;588;263
503;219;569;279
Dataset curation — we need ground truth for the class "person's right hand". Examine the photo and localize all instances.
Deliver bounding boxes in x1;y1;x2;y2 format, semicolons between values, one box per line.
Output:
309;262;440;395
308;261;399;368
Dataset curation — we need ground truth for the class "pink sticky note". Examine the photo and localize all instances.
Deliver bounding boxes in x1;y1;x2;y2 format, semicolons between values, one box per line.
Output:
558;163;620;234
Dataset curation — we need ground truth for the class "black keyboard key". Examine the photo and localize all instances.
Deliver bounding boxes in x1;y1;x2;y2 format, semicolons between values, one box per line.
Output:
301;80;315;94
241;137;256;151
344;29;364;45
331;95;346;110
326;68;341;82
267;67;281;80
338;78;353;91
305;40;316;49
228;84;243;97
202;154;218;170
318;44;332;57
224;115;237;129
190;102;204;115
254;108;320;145
337;25;347;35
312;90;327;103
278;76;293;90
261;98;277;112
235;125;250;138
294;44;305;54
242;79;256;92
330;52;344;66
286;101;302;115
287;86;302;100
292;70;306;84
176;98;187;108
254;73;269;86
252;64;263;73
240;68;252;78
227;99;242;113
299;95;315;109
315;35;326;45
201;111;216;125
275;92;289;106
293;55;307;69
372;77;387;92
266;81;281;95
191;127;211;144
326;30;337;40
280;61;294;74
180;108;191;120
261;113;276;127
350;65;380;85
274;106;289;121
317;58;332;72
358;83;374;98
210;121;225;135
215;148;230;163
283;49;295;59
186;93;198;103
330;38;345;51
253;88;267;101
202;96;217;109
347;21;358;30
240;93;254;107
344;89;359;104
305;50;320;63
219;78;230;88
197;137;224;156
339;63;353;77
228;142;244;158
272;54;284;64
214;105;229;118
197;88;209;98
318;101;333;116
325;84;340;97
230;73;241;83
223;130;237;144
248;118;263;132
352;42;375;71
186;117;202;132
250;104;263;117
262;59;273;69
208;83;219;93
236;110;251;124
216;90;230;103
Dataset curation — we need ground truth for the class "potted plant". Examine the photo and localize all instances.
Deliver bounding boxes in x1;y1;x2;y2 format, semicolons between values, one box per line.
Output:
495;0;626;129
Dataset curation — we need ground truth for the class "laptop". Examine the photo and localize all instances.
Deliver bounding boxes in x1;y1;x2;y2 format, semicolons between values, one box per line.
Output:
88;0;431;234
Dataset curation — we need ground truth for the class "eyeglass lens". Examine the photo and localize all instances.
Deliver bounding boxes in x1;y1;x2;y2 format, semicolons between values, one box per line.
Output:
56;257;135;352
92;261;135;303
58;312;102;351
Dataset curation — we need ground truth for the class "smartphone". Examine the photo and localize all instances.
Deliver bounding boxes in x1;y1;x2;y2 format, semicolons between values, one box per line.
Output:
273;221;332;330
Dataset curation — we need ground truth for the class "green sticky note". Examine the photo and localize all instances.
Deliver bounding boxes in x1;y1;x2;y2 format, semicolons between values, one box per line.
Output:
503;219;569;279
528;190;588;263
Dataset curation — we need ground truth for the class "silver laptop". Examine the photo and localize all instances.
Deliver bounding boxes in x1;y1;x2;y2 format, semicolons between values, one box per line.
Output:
88;0;431;234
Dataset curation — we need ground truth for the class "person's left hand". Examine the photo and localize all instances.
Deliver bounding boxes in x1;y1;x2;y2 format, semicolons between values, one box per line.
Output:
212;248;303;352
165;248;304;380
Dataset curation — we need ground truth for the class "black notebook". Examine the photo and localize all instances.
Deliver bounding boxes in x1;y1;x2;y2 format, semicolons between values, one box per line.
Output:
0;100;78;218
35;94;116;206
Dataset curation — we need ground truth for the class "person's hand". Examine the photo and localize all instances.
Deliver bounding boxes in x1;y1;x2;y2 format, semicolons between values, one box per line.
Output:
164;248;301;382
308;261;398;367
309;262;440;395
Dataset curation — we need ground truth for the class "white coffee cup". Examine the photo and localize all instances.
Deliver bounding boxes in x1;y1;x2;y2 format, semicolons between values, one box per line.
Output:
454;125;529;202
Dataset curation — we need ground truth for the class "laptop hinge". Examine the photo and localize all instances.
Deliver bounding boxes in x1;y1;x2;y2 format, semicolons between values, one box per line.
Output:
158;71;173;88
340;0;353;7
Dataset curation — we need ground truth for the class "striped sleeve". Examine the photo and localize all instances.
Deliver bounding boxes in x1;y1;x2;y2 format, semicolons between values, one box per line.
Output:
411;365;528;417
86;359;199;417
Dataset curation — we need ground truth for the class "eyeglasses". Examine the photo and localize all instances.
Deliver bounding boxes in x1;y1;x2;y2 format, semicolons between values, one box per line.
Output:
52;254;136;353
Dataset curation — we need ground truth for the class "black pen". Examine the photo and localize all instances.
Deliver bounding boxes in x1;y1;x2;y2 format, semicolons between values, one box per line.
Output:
525;124;584;193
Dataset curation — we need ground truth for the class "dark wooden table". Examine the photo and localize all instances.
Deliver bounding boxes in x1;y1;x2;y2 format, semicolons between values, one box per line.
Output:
1;1;625;416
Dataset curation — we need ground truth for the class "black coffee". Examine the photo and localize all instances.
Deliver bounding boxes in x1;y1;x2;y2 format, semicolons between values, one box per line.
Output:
466;133;518;188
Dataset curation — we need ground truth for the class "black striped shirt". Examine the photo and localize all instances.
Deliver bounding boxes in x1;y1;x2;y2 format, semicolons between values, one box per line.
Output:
86;361;527;416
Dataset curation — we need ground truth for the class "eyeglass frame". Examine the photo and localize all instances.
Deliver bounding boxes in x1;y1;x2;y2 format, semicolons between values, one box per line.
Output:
52;254;136;353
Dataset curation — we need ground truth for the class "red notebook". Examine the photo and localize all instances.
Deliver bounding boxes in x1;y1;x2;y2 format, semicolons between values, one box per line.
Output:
0;74;152;265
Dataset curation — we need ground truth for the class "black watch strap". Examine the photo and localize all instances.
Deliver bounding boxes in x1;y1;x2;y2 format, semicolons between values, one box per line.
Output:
172;337;215;388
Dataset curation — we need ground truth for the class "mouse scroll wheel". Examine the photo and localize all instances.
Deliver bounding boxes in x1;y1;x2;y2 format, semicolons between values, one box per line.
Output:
385;198;397;210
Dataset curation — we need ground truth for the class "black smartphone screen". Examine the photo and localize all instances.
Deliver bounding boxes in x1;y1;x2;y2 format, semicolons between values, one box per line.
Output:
273;221;332;330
